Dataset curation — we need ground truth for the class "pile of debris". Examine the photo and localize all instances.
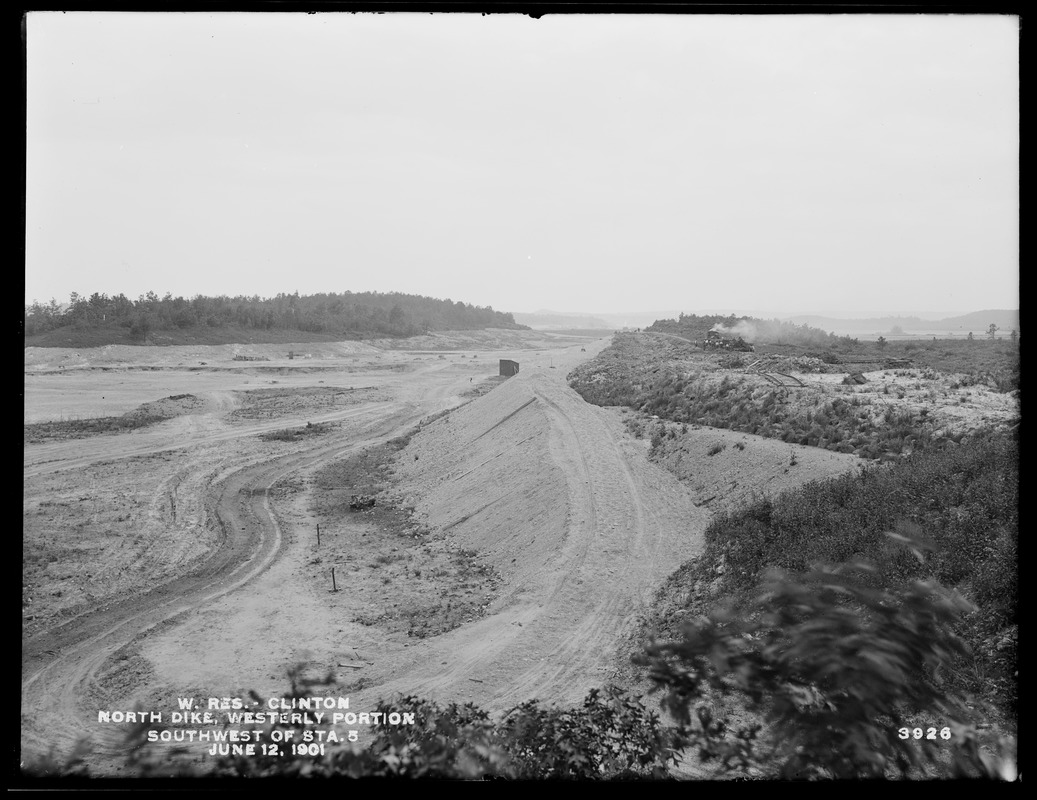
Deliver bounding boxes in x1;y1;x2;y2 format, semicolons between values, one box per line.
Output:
349;495;376;511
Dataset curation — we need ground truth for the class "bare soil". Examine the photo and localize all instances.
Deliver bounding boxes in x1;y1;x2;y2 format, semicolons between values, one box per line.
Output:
23;329;874;777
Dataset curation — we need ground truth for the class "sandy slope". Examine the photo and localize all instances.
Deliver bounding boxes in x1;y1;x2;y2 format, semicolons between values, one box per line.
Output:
349;367;711;712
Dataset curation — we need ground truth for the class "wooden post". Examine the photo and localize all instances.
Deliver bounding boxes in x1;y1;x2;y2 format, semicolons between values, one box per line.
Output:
317;523;320;548
331;567;337;592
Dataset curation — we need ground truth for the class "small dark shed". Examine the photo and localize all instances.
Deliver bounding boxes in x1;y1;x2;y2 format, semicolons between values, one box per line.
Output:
499;359;520;377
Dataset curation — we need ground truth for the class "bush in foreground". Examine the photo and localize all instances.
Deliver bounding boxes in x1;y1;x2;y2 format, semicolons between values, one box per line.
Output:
102;684;679;780
700;429;1018;708
637;538;1016;779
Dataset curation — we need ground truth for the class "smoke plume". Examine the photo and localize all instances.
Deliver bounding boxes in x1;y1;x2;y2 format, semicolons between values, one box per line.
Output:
710;321;759;342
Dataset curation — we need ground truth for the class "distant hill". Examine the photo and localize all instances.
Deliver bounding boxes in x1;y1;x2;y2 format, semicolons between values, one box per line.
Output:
782;310;1019;335
513;311;613;329
518;308;1020;335
25;290;527;348
936;310;1020;331
517;309;687;330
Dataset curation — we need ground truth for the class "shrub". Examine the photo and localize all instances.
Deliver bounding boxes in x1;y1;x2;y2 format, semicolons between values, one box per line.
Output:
695;430;1017;711
498;687;680;779
638;541;1017;779
259;422;333;441
77;683;681;780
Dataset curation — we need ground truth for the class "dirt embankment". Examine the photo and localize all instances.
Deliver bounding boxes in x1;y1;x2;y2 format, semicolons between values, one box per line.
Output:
339;367;710;713
343;365;864;716
387;377;571;605
631;417;861;512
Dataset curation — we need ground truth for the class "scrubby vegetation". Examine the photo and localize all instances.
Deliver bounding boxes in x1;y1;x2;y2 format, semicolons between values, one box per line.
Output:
24;412;172;443
230;386;380;421
191;683;678;779
25;290;525;347
635;373;956;459
258;421;336;442
638;552;1016;779
311;437;502;639
23;395;202;443
569;331;1019;461
642;429;1018;716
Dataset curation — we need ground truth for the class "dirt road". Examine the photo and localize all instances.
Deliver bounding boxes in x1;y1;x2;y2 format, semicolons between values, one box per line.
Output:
22;356;473;769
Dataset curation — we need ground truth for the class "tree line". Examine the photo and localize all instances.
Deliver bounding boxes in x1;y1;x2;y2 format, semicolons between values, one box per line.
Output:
24;290;525;340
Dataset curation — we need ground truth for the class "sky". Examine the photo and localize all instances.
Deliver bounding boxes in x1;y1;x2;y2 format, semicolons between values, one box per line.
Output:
24;11;1019;317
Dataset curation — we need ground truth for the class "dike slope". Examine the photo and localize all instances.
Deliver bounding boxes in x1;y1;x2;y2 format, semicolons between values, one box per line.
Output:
368;367;709;710
390;374;569;604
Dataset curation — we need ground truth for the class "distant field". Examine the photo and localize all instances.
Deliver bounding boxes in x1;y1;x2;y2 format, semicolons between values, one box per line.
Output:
833;329;1018;342
537;328;616;337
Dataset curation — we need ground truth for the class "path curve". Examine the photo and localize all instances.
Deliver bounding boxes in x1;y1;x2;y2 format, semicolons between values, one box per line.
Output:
21;384;461;770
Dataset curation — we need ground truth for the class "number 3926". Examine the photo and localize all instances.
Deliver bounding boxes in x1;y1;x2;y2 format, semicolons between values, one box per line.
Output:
899;727;951;740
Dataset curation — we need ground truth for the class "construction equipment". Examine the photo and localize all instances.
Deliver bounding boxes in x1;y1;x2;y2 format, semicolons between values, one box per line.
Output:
704;330;755;352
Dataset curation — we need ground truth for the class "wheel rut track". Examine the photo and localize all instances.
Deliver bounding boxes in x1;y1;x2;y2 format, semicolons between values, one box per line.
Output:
397;380;661;710
20;402;423;767
363;387;601;703
500;388;654;705
23;402;390;481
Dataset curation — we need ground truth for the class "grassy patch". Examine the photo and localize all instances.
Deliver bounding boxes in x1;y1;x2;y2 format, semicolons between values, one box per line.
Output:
638;429;1018;715
311;439;501;639
23;394;202;443
259;421;336;442
231;386;379;421
569;333;1018;461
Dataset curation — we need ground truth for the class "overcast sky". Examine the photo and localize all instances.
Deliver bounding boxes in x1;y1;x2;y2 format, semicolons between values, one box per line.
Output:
24;12;1018;317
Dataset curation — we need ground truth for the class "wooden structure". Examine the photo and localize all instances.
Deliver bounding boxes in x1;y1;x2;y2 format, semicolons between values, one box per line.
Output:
499;359;520;377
